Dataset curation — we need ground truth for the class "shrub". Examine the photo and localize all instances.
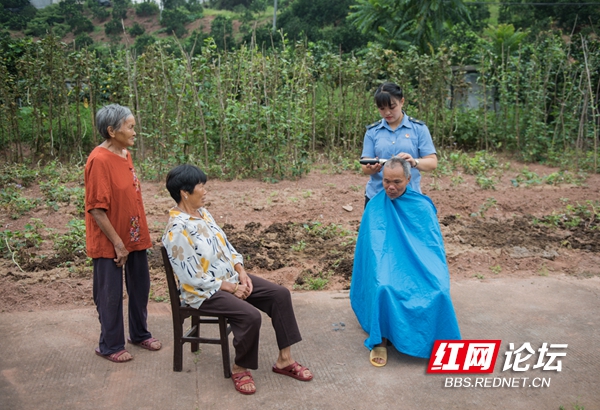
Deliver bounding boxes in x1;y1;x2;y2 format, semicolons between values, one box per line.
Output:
161;7;190;38
135;1;159;17
133;33;156;54
128;22;145;37
104;18;123;36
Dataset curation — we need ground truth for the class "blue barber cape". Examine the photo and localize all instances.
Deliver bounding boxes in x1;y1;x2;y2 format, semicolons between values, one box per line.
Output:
350;188;461;358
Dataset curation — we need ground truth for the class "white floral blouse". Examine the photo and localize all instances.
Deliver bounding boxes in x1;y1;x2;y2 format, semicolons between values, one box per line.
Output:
162;208;243;308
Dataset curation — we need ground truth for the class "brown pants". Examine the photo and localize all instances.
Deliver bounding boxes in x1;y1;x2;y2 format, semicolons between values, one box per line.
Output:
197;275;302;369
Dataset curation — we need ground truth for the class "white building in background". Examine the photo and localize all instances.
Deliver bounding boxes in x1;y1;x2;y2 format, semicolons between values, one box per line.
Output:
29;0;60;9
29;0;169;8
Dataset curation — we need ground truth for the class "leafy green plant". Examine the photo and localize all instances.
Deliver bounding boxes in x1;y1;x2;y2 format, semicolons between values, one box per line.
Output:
306;276;329;290
0;219;47;267
512;168;587;187
0;184;39;219
490;265;502;274
451;175;464;186
54;218;86;258
533;200;598;229
291;240;306;252
476;175;496;190
471;197;498;218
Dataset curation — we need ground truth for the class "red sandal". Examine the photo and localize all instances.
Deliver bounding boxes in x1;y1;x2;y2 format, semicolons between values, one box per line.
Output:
272;361;313;381
95;347;133;363
127;337;162;351
232;371;256;395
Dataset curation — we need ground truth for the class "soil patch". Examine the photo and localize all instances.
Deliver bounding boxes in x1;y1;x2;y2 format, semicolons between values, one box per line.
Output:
1;160;599;312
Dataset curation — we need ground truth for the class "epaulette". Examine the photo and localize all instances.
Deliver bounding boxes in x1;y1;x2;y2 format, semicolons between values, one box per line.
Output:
408;116;425;125
365;119;382;129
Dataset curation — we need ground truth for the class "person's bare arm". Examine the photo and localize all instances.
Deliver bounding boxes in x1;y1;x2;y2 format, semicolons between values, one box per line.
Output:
89;208;128;267
396;153;438;171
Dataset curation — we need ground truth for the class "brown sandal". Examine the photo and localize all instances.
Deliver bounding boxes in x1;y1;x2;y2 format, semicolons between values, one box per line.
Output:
272;361;313;381
232;371;256;395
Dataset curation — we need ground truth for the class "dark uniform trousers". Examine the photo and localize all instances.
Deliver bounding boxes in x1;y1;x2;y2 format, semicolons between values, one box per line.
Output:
196;274;302;370
93;250;152;355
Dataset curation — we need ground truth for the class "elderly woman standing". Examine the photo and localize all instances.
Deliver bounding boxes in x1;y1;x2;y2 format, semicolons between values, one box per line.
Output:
162;164;312;395
85;104;161;363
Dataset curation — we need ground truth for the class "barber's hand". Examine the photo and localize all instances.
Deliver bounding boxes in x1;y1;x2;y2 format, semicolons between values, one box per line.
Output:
367;163;382;172
396;152;417;167
363;159;383;175
113;243;129;268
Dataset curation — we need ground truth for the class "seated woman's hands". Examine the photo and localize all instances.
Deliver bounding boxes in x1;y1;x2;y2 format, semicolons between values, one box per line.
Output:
234;263;253;299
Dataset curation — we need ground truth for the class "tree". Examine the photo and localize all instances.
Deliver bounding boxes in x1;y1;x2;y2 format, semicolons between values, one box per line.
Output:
499;0;600;34
276;0;369;52
161;7;190;37
135;1;160;16
210;15;232;49
0;0;37;30
348;0;470;53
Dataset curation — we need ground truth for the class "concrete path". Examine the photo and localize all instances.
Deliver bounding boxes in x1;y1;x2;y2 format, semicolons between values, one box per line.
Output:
1;275;599;410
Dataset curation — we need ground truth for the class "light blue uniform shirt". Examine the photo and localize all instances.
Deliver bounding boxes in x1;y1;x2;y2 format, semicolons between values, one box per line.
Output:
361;113;436;198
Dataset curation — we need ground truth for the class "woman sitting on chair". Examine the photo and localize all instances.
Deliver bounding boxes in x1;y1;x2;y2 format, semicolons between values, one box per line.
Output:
162;164;313;395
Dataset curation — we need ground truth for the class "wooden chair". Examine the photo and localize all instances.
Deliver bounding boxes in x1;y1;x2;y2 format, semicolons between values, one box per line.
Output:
160;246;232;377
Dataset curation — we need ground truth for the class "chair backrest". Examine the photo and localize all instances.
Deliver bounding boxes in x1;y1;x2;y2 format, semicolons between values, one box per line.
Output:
160;246;184;316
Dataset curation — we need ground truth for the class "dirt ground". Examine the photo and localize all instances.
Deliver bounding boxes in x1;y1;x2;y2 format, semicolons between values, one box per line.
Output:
1;159;599;313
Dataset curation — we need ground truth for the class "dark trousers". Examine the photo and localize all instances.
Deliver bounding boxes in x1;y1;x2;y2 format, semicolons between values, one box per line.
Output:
196;275;302;369
364;195;371;209
93;250;152;355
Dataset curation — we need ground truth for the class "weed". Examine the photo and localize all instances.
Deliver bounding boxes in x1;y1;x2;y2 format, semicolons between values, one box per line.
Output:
429;179;441;190
490;265;502;274
472;197;497;218
431;152;453;177
450;175;464;186
307;276;329;290
291;240;306;252
559;402;585;410
476;175;496;190
349;185;362;192
303;221;355;240
302;190;312;198
474;273;485;279
538;266;549;276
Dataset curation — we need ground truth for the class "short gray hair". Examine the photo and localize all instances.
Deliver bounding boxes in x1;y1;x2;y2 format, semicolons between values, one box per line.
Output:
385;156;411;179
95;104;133;140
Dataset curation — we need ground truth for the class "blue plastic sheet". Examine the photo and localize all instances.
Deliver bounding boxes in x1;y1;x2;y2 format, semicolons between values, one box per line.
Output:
350;188;461;358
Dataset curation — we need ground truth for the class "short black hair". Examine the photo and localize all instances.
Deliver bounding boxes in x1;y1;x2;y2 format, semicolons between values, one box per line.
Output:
165;164;208;203
374;82;404;109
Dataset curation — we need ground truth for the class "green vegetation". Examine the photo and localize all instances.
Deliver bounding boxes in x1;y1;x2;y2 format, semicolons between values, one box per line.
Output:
532;200;599;229
54;218;86;258
511;168;587;187
294;269;331;290
470;197;498;218
0;0;598;180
